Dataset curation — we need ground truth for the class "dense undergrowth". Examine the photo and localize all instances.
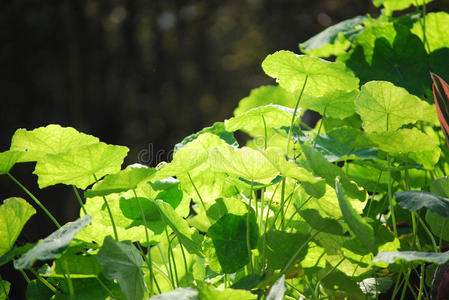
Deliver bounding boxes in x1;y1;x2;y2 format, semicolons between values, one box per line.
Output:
2;0;449;299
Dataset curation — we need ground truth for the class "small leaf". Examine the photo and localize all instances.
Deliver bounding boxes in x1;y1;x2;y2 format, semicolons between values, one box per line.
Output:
335;178;377;253
85;165;156;197
149;287;199;300
299;16;367;57
262;50;359;96
373;250;449;264
266;275;286;300
0;198;36;257
356;81;436;133
97;236;145;300
14;215;91;269
395;190;449;218
34;142;129;189
207;213;258;273
0;150;23;175
10;124;99;162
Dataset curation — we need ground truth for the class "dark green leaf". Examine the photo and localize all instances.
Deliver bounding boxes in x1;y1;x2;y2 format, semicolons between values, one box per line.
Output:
395;190;449;218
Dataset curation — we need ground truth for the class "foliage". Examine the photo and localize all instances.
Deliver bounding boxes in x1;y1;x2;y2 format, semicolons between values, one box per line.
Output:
2;1;449;299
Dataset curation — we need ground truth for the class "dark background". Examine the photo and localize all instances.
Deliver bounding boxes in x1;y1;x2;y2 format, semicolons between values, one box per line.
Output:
1;0;447;298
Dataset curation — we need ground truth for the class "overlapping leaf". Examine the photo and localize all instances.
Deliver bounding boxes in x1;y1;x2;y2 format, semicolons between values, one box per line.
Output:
0;150;23;175
300;16;367;57
262;50;359;96
0;198;36;257
373;250;449;264
356;81;436;132
373;0;433;15
411;12;449;53
33;142;128;189
395;190;449;218
10;124;99;162
300;89;359;119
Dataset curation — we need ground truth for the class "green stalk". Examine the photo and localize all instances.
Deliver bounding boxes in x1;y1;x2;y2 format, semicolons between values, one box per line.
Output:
163;229;176;287
133;189;154;296
399;268;411;300
262;182;281;271
187;172;206;211
261;114;268;150
279;179;286;231
72;185;87;215
416;214;438;252
157;243;174;288
62;259;74;299
8;172;61;228
95;277;115;298
19;269;31;284
385;114;397;236
93;174;118;241
312;105;327;149
169;236;179;287
280;230;320;276
246;181;254;274
29;268;58;294
286;74;308;157
417;264;425;300
178;240;189;283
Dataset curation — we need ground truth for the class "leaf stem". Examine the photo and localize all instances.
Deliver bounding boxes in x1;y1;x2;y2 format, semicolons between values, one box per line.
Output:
72;185;87;215
187;172;206;211
286;74;308;158
7;172;61;228
93;174;118;241
246;181;254;274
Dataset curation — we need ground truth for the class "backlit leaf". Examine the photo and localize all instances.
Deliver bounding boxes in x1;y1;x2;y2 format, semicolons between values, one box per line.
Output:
0;198;36;257
262;51;359;96
367;128;438;154
356;81;436;132
300;89;359;119
10;124;99;162
0;150;23;175
411;12;449;53
373;0;434;14
34;142;129;189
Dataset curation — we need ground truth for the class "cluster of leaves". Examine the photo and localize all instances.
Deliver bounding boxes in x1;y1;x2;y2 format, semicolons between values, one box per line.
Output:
1;0;449;299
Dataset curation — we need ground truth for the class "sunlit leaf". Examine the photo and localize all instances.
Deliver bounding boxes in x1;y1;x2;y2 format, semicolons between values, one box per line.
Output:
373;0;434;14
0;198;36;257
300;89;359;119
356;81;436;132
34;142;129;189
149;288;198;300
266;275;286;300
367;128;438;154
262;50;359;96
0;150;23;175
198;283;257;300
10;124;99;162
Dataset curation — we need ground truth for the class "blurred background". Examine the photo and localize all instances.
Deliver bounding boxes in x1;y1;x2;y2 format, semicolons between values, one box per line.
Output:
1;0;447;298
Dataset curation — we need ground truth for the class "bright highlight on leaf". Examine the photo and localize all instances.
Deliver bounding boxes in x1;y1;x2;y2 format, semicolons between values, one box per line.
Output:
262;50;359;96
0;198;36;257
33;142;129;189
356;81;436;132
373;250;449;265
10;124;99;162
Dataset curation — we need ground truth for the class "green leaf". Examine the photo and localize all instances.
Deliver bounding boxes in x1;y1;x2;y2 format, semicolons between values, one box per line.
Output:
156;200;203;255
0;280;10;300
234;86;297;116
197;284;257;300
14;215;91;269
358;276;395;297
335;178;377;253
207;213;258;273
395;190;449;218
262;51;359;96
373;250;449;264
0;150;23;175
374;0;434;15
156;133;227;180
260;230;309;270
367;128;438;154
356;81;436;132
266;275;286;300
149;288;199;300
300;16;367;57
300;144;366;201
411;12;449;53
174;122;237;153
0;197;36;257
34;142;129;189
97;236;145;300
425;210;449;242
300;89;359;119
10;124;99;162
209;145;278;182
225;104;297;134
85;165;156;197
340;22;430;95
314;126;377;162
